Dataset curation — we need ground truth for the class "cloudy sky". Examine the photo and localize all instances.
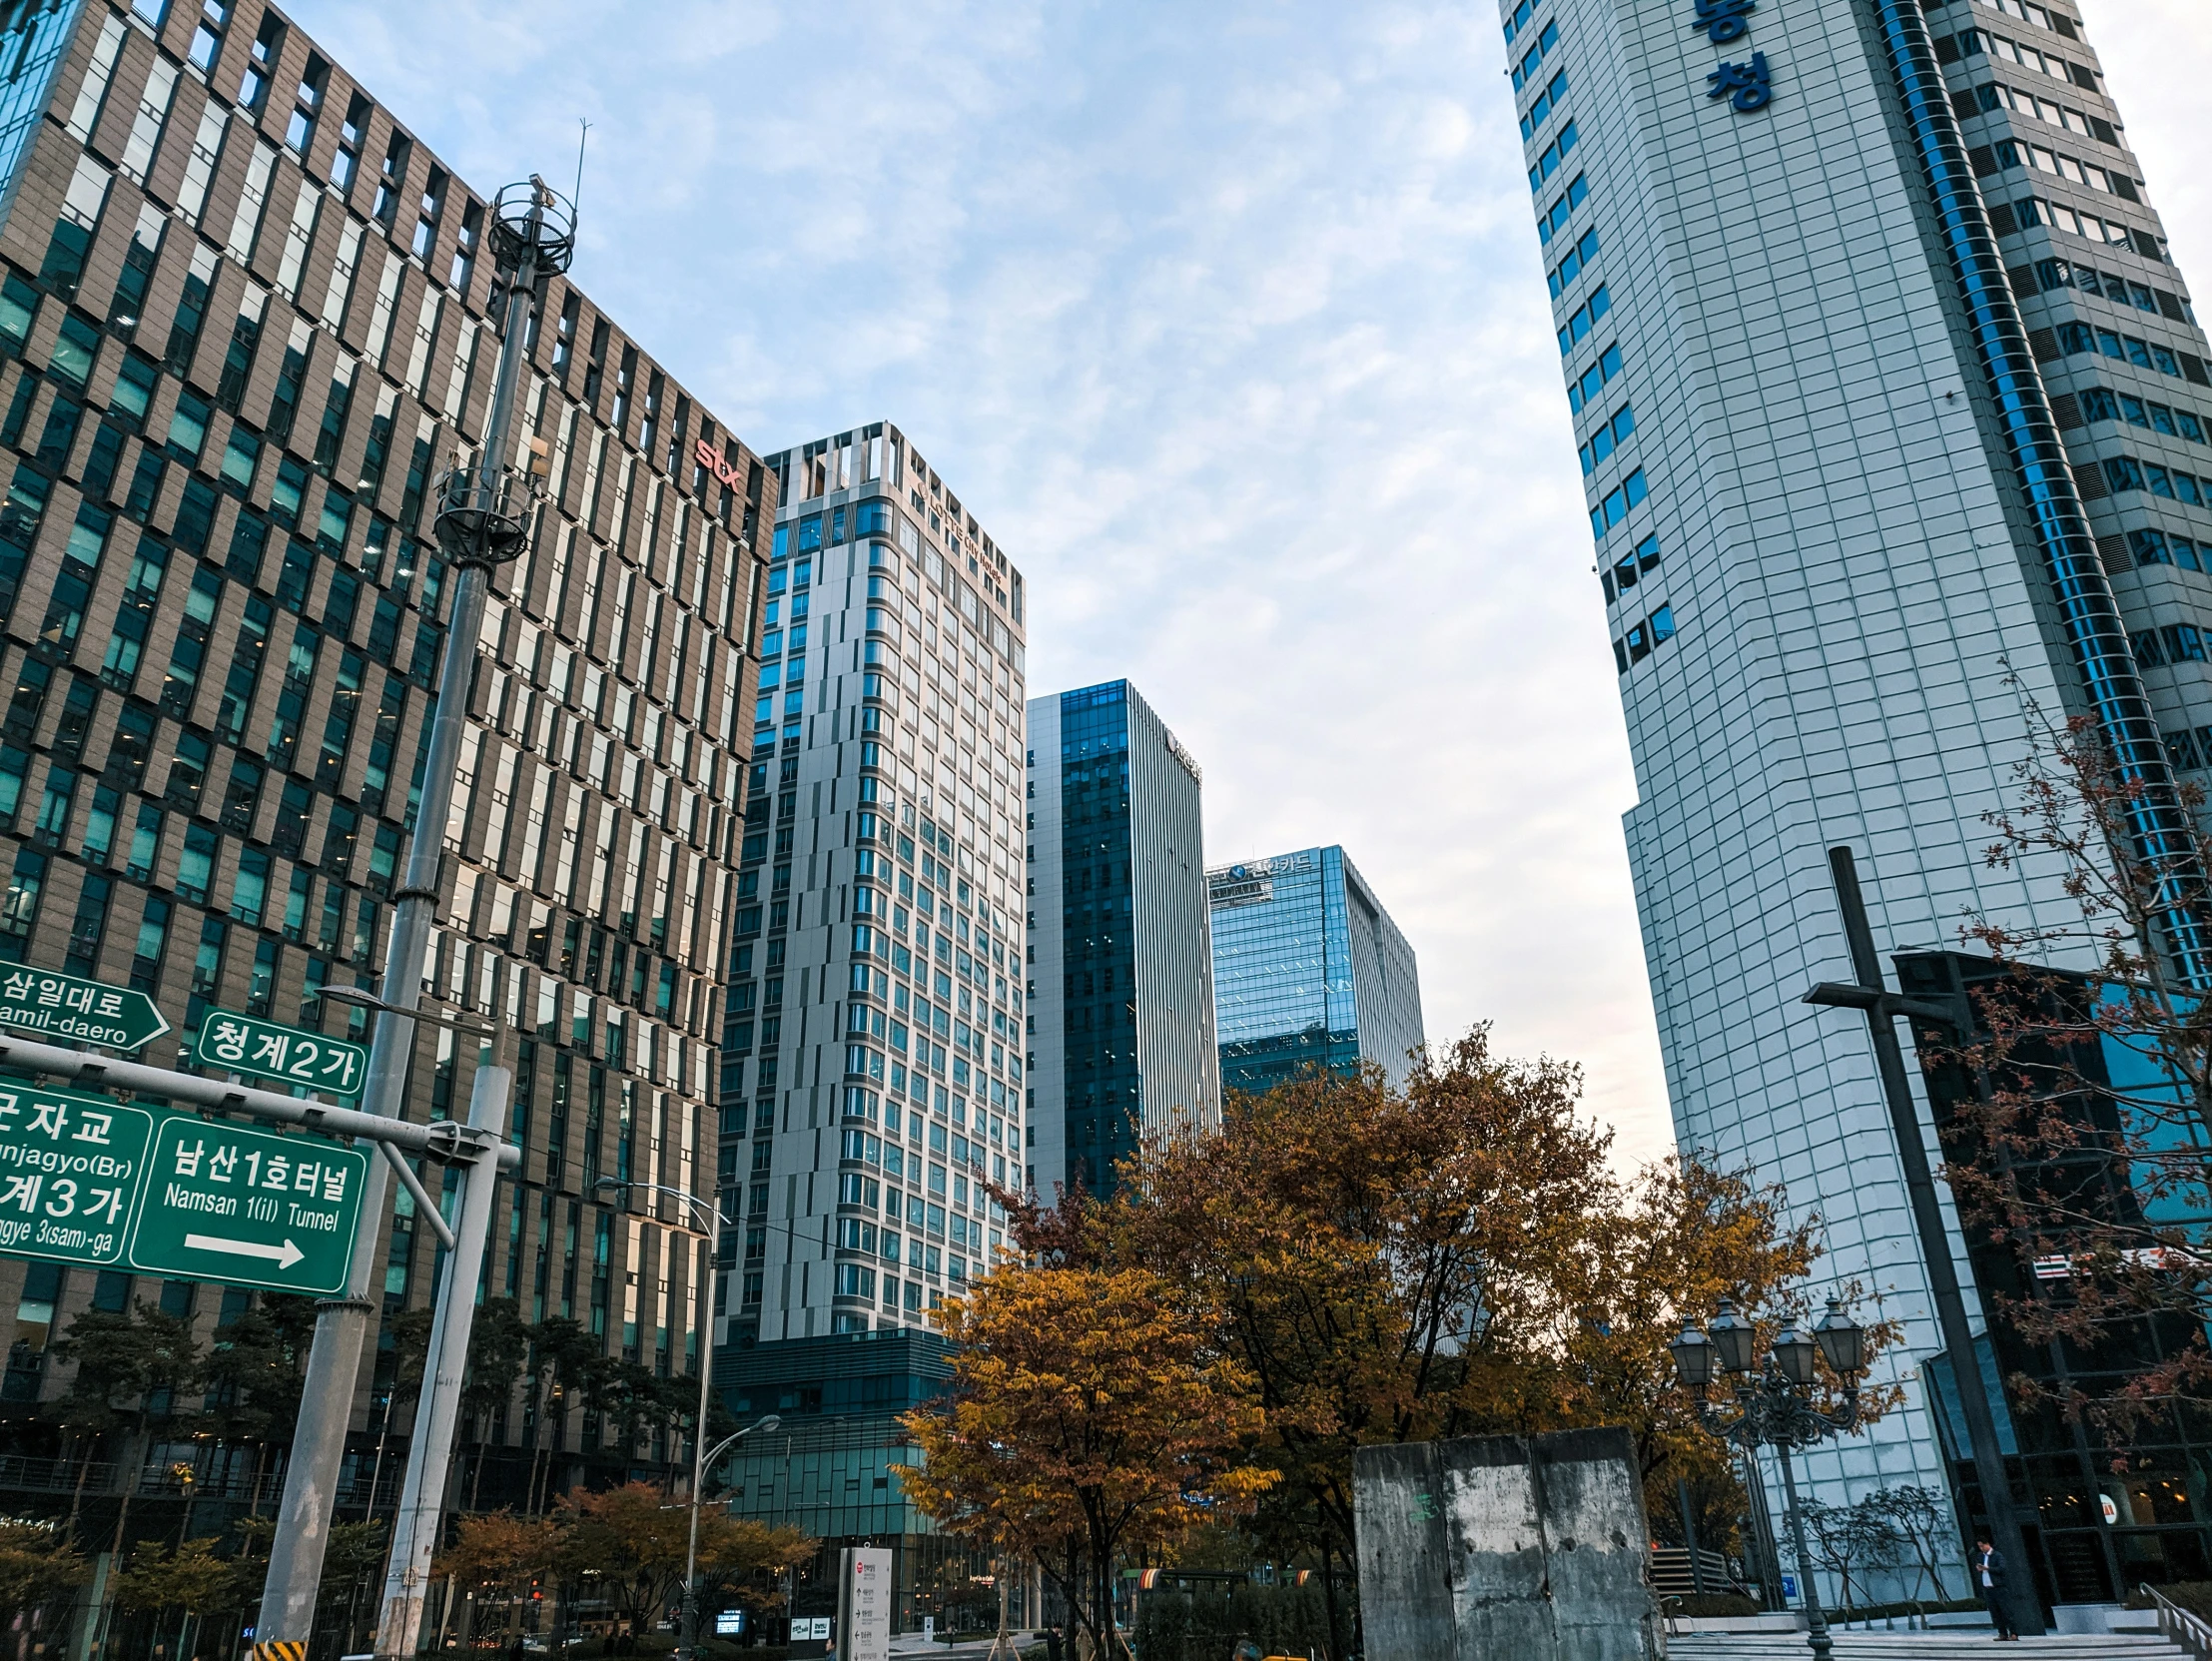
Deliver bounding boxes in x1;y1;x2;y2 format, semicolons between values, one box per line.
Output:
289;0;2209;1170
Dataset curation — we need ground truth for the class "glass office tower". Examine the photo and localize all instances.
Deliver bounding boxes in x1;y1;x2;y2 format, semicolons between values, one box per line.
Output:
1025;677;1217;1198
1207;846;1423;1097
0;0;766;1618
1507;0;2212;1597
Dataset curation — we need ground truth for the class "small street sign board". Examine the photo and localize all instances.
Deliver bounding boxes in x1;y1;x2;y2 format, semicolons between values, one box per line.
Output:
192;1010;368;1101
0;1083;153;1266
0;967;169;1051
0;1080;364;1294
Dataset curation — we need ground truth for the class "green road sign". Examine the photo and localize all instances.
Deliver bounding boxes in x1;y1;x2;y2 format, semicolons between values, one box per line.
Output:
128;1116;365;1295
192;1010;368;1100
0;966;169;1050
0;1083;155;1265
0;1081;364;1294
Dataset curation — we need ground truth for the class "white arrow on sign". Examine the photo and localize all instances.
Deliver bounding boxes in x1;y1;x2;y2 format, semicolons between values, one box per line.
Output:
183;1234;305;1270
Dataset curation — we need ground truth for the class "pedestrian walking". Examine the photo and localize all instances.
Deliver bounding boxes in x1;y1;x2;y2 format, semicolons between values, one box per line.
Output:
1973;1536;2019;1640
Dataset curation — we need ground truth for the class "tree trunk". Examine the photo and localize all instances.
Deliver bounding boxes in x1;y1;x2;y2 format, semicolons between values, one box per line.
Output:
1319;1534;1342;1661
64;1429;95;1539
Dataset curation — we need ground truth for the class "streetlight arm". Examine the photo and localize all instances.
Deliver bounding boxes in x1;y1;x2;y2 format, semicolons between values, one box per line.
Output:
595;1177;724;1238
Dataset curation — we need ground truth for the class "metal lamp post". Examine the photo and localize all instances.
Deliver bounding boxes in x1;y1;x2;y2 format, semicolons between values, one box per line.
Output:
594;1178;772;1660
1670;1296;1868;1661
260;173;573;1648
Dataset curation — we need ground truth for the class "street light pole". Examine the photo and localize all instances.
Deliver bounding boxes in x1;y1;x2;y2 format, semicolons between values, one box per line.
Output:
595;1178;773;1660
257;174;575;1645
1670;1297;1870;1661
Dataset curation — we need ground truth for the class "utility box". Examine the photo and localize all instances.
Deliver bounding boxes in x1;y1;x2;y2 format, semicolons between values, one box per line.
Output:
1354;1426;1663;1661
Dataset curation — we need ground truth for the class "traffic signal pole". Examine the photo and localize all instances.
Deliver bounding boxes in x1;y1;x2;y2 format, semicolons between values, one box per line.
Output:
257;176;573;1647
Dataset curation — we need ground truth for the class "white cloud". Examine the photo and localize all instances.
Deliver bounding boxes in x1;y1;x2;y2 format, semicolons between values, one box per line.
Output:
299;0;2152;1170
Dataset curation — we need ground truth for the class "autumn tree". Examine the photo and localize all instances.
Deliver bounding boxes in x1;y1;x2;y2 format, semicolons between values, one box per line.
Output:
1103;1031;1612;1643
550;1480;808;1636
1563;1158;1898;1545
1081;1028;1896;1653
1932;698;2212;1440
434;1510;559;1645
896;1264;1274;1661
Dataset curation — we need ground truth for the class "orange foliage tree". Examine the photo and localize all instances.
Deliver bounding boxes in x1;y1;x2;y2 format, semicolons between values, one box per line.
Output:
896;1264;1274;1661
546;1481;811;1638
433;1510;560;1646
1108;1030;1896;1649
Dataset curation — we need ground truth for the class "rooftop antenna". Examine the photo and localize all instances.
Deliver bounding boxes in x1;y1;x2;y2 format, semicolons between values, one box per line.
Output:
573;117;592;233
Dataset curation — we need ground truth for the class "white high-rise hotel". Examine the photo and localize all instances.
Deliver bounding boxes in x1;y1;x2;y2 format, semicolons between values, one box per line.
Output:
1511;0;2212;1595
721;425;1029;1347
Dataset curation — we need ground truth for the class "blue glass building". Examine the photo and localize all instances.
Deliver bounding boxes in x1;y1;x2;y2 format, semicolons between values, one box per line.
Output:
1026;679;1216;1197
1207;846;1423;1097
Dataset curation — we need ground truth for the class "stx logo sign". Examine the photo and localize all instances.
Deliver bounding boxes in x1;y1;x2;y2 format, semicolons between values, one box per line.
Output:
694;437;745;490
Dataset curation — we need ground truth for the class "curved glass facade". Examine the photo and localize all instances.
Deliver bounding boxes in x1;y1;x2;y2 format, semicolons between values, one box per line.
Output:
1207;845;1422;1097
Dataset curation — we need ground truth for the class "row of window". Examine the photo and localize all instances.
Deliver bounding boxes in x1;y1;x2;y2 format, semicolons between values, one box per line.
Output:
2044;321;2210;386
1578;403;1636;476
1521;69;1567;141
1970;135;2136;203
1529;121;1578;197
1548;226;1599;299
2129;623;2212;668
1558;283;1610;357
1603;533;1662;604
2161;726;2212;774
1614;605;1678;674
1934;26;2099;94
2129;527;2212;572
1512;18;1560;93
1993;195;2165;265
1538;173;1588;245
2099;454;2212;510
1957;78;2117;151
1962;0;2082;42
1568;341;1623;415
2076;388;2211;444
1503;0;1544;44
2022;256;2191;325
1591;468;1649;539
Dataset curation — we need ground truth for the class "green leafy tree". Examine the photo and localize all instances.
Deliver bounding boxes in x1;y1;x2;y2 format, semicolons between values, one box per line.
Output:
460;1298;532;1508
49;1302;203;1552
112;1536;243;1615
550;1481;810;1636
520;1316;604;1512
0;1520;86;1626
200;1294;319;1511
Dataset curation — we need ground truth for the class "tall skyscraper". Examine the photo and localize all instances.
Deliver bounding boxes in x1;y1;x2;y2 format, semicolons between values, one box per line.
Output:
1024;677;1217;1198
1509;0;2212;1593
717;425;1029;1627
0;0;765;1603
1207;846;1423;1096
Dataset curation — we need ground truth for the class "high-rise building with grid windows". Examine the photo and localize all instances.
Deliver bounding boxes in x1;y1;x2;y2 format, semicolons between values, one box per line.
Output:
0;0;766;1601
1025;677;1217;1199
714;426;1031;1627
1508;0;2212;1599
1206;845;1422;1097
719;425;1027;1350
